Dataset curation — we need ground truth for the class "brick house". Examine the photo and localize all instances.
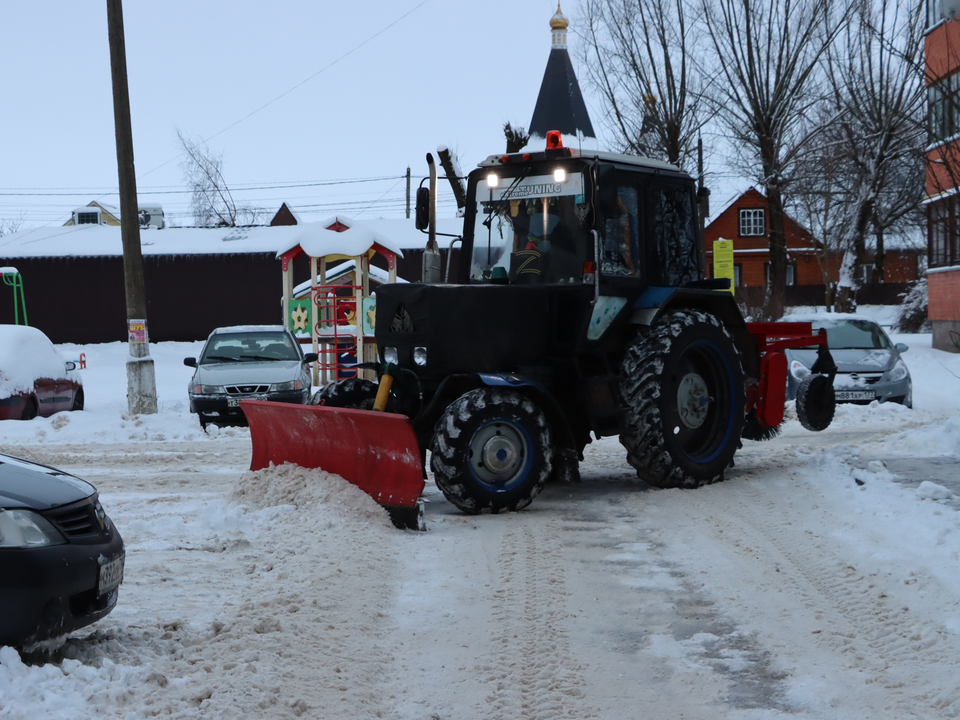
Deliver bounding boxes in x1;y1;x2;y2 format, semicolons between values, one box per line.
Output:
705;189;920;301
925;2;960;352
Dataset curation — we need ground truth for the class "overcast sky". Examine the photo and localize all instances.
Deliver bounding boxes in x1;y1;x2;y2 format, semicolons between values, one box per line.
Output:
0;1;741;230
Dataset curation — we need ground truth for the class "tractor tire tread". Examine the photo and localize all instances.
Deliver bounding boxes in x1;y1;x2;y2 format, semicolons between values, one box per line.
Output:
430;388;553;515
619;309;745;489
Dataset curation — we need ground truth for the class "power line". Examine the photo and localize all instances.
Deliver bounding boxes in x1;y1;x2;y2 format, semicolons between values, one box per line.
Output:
137;0;432;182
0;176;405;197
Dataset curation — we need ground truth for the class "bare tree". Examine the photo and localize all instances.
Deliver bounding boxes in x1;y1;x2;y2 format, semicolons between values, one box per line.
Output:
177;130;260;227
579;0;710;171
0;213;26;237
503;122;530;153
792;108;848;310
824;0;926;310
702;0;847;319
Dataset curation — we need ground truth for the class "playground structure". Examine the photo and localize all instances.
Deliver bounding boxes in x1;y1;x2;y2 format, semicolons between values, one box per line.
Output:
278;218;404;386
1;267;27;325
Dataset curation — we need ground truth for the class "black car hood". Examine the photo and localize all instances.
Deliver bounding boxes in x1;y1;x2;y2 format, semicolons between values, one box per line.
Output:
0;453;95;510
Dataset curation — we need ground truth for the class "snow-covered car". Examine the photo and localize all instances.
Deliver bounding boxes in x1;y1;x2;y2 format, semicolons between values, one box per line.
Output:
0;325;83;421
0;452;124;650
782;315;912;407
184;325;318;429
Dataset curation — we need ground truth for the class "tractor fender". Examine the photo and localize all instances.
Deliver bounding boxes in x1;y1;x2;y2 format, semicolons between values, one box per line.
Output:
628;287;761;379
476;373;579;467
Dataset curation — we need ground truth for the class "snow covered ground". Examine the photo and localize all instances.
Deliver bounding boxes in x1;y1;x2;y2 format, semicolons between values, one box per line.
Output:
1;307;959;719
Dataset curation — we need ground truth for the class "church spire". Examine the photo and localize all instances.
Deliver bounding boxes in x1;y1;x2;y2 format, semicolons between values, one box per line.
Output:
528;3;596;143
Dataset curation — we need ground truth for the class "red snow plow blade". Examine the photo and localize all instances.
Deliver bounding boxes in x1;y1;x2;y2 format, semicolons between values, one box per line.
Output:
242;400;426;530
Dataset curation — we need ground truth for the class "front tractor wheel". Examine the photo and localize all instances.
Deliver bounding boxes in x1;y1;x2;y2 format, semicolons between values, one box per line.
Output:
619;309;746;489
430;388;553;514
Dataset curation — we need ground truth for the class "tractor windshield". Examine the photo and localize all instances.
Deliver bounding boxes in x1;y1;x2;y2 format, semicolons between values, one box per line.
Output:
469;171;592;283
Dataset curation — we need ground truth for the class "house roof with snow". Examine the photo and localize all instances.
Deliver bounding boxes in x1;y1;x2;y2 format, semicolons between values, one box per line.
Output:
528;3;596;142
0;216;464;260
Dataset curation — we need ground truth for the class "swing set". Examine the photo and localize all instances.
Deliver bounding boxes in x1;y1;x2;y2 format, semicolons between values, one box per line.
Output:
1;267;27;325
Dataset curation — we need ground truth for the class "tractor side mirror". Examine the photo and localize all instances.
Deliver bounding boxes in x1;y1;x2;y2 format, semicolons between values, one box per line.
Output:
415;187;430;230
697;186;711;219
184;357;197;368
597;164;617;216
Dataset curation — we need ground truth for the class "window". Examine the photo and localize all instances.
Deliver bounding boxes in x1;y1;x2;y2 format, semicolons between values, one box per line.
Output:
739;208;765;236
929;72;960;144
929;0;945;29
76;211;100;225
602;186;640;277
764;262;797;286
929;196;960;268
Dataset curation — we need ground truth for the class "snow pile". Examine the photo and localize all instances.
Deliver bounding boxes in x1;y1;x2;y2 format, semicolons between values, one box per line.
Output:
881;416;960;458
0;461;402;720
231;462;394;528
917;481;954;501
796;446;960;600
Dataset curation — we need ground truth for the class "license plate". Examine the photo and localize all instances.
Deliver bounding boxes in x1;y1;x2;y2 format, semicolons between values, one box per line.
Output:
835;390;875;401
227;397;240;407
98;552;125;596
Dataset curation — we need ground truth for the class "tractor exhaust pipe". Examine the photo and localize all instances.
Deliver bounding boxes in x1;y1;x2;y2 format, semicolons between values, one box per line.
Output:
422;153;442;284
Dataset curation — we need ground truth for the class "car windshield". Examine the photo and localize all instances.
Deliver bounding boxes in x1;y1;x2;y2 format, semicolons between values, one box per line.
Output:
200;333;301;363
470;171;592;283
813;320;891;350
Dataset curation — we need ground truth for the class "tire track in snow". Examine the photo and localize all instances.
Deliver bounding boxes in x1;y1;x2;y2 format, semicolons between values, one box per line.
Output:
676;471;960;718
480;522;597;720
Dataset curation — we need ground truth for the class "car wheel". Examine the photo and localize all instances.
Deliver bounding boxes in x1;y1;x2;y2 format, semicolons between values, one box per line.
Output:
72;388;85;412
21;397;38;421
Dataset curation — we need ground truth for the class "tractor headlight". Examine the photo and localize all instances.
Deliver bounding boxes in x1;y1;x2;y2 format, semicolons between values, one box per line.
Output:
414;347;427;366
0;509;65;548
271;380;303;392
193;384;224;395
789;360;810;381
886;358;909;383
383;347;399;364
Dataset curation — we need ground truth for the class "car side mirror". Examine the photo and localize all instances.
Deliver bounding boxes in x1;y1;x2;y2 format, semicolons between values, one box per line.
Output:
303;353;319;363
184;357;197;368
65;361;77;371
895;343;909;353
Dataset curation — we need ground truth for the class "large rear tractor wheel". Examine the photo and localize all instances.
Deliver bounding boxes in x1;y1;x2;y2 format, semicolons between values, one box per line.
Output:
619;309;746;489
430;388;553;514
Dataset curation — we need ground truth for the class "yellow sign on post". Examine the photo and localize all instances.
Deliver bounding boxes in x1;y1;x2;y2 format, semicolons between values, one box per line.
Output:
712;239;735;295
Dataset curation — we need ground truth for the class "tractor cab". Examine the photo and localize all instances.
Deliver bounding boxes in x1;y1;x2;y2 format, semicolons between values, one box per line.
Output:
457;132;704;291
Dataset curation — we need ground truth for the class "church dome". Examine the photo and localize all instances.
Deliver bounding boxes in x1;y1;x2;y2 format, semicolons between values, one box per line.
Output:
550;4;569;30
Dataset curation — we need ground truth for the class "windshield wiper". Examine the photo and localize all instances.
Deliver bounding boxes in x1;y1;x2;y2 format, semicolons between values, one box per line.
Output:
481;173;528;229
204;354;237;363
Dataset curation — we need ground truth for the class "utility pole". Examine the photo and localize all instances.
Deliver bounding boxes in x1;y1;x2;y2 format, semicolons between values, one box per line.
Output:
405;166;411;219
106;0;157;414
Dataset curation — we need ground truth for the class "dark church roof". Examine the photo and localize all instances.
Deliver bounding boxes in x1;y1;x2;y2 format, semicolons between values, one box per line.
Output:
528;5;595;140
